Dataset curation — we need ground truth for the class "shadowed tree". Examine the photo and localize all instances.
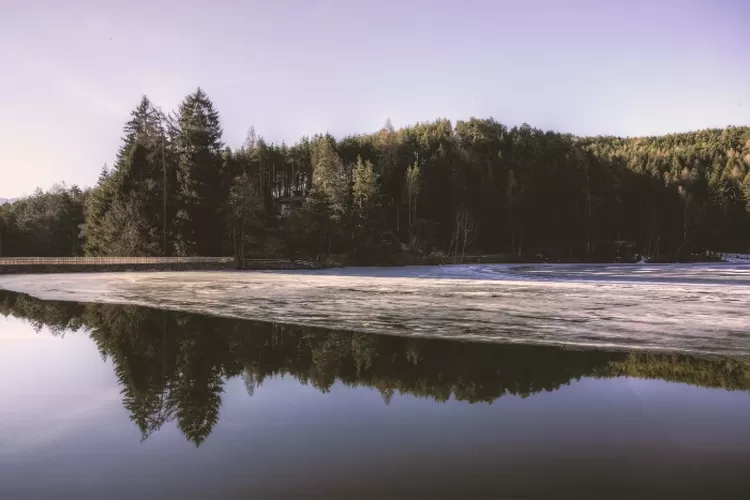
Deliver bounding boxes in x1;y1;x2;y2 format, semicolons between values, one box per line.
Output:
170;88;226;256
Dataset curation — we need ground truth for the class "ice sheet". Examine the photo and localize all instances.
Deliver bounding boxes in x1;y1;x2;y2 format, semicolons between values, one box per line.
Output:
1;263;749;356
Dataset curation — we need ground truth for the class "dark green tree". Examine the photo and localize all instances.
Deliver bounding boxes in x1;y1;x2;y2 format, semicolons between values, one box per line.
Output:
83;96;174;256
170;88;226;256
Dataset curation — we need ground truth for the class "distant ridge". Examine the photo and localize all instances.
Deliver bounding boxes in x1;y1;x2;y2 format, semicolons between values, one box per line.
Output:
0;198;17;205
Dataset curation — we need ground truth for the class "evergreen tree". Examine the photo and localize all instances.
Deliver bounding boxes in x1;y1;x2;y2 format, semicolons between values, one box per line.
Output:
5;97;750;261
311;134;349;218
170;88;225;256
405;161;421;246
353;157;378;214
83;96;173;256
226;171;264;265
83;165;114;256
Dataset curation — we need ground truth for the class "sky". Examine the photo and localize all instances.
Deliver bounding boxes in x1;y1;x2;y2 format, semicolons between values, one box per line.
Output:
1;0;748;198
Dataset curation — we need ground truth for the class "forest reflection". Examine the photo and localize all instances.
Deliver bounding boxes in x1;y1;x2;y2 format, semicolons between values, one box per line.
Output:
2;290;749;447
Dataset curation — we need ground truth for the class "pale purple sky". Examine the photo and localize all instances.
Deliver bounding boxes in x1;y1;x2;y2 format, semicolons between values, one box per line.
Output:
1;0;748;198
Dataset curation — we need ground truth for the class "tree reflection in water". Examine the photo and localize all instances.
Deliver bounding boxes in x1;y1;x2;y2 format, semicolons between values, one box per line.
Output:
2;290;749;447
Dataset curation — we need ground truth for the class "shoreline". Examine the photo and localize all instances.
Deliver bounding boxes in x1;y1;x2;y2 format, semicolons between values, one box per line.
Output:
1;264;749;357
2;252;746;275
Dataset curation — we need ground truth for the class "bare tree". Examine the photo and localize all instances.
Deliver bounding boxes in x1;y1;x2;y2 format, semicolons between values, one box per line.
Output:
460;211;476;263
448;209;476;263
405;161;421;247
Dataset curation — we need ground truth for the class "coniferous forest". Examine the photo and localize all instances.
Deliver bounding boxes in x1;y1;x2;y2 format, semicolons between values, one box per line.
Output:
2;88;749;263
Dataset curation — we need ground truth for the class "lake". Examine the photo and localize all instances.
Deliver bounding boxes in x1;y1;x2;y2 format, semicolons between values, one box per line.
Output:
1;265;750;498
2;263;750;355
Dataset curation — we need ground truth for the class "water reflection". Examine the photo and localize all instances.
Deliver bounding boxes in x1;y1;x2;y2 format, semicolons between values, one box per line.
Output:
1;289;749;448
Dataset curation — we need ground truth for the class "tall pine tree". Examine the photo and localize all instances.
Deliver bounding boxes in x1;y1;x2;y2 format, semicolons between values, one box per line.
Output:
84;96;173;256
171;88;226;256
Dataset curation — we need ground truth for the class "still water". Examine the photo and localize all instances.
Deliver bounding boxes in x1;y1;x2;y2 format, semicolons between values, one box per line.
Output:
1;289;750;499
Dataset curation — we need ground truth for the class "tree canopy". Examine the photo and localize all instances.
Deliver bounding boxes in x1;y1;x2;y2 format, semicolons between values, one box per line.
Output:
2;88;749;261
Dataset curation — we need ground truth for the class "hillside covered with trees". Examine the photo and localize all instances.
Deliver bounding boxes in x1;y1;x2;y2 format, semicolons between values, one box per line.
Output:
2;88;749;262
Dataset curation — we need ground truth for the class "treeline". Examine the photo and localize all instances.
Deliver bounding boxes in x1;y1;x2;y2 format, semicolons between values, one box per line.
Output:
2;290;750;446
2;88;749;261
0;184;86;257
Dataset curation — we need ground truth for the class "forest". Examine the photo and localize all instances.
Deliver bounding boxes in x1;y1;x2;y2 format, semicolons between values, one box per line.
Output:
2;88;749;263
2;289;749;446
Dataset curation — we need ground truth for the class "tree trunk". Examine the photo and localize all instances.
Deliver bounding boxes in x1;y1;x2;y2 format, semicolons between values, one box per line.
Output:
683;197;689;245
586;187;592;255
507;171;514;255
518;176;525;257
240;213;246;266
232;227;238;268
162;145;167;256
412;198;418;247
461;216;468;264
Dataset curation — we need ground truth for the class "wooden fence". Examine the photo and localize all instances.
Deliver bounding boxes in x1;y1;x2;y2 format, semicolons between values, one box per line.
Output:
0;257;234;266
0;257;322;275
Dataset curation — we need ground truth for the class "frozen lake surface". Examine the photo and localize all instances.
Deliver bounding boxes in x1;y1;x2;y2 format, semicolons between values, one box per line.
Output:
3;297;750;498
2;266;750;497
1;263;749;356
